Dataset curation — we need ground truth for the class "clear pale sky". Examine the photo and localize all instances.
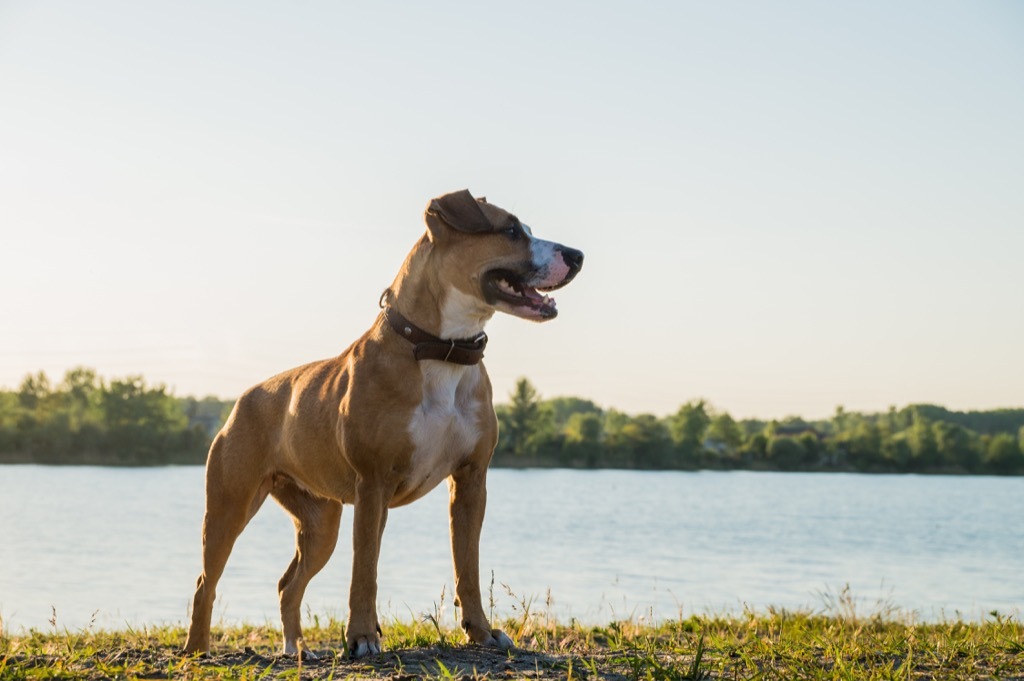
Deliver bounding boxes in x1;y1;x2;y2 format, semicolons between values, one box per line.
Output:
1;1;1022;420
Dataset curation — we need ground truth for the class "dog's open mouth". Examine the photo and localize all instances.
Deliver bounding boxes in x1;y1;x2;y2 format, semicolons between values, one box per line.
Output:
482;269;561;320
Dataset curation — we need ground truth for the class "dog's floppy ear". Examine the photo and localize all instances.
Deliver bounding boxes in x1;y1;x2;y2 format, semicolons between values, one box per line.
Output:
427;189;494;233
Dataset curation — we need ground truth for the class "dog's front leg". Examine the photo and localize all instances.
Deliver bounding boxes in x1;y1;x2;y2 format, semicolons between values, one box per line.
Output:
348;478;388;657
449;463;514;649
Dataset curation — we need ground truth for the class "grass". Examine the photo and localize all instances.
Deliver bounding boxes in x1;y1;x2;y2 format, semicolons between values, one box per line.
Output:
1;605;1022;680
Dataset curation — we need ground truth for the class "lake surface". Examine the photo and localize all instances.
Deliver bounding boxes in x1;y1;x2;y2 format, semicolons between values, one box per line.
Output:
1;466;1021;632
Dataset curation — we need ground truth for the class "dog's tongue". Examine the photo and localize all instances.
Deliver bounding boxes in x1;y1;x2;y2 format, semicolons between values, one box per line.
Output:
522;285;554;310
523;287;558;319
494;276;558;319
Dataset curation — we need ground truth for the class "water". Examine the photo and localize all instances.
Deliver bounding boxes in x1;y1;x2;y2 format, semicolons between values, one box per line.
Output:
1;466;1021;632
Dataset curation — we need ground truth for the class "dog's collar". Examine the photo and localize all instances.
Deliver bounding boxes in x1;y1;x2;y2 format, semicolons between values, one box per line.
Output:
381;306;487;366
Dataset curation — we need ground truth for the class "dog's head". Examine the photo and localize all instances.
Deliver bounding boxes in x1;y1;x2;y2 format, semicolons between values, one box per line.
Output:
423;189;583;322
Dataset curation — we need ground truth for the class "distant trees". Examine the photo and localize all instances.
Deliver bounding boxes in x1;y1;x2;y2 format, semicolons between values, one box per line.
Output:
0;368;231;465
3;369;1023;475
985;433;1024;474
492;377;1024;476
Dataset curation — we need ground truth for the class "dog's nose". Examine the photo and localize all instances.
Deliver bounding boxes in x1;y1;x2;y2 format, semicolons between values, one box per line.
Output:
561;247;584;274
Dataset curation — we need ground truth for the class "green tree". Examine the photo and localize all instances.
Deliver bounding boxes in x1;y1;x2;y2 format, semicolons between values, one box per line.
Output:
602;409;636;467
831;406;849;439
984;433;1023;474
58;367;103;440
744;432;769;462
669;399;710;463
625;414;673;468
0;391;21;453
932;421;979;471
881;433;913;470
562;411;604;465
528;402;561;459
842;421;883;470
601;412;672;468
706;411;744;456
907;410;939;470
501;377;542;458
766;436;808;470
798;432;822;466
16;371;71;459
545;397;602;430
18;371;52;412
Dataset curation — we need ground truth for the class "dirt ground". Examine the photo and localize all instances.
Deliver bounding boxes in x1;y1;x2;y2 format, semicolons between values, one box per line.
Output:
7;642;678;680
191;643;622;679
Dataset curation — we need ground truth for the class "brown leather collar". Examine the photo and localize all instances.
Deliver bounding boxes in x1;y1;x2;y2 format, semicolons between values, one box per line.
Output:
382;306;487;365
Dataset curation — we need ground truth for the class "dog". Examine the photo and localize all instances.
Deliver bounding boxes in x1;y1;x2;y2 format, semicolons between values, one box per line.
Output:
183;189;583;658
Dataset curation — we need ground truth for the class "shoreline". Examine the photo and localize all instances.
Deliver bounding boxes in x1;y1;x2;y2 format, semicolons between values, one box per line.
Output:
1;457;1019;477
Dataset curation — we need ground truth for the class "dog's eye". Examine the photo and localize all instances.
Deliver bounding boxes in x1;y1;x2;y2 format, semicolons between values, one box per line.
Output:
502;225;522;240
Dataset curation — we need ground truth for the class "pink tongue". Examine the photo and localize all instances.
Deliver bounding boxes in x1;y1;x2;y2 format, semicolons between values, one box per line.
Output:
522;286;546;304
520;287;557;312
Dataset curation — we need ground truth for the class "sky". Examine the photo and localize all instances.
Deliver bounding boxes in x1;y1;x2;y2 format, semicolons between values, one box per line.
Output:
1;1;1022;420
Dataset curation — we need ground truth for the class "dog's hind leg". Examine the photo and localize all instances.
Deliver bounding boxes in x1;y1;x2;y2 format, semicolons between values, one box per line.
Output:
272;479;342;657
184;437;272;655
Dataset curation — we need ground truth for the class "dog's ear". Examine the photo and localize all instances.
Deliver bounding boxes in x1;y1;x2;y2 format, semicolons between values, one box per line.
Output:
426;189;494;234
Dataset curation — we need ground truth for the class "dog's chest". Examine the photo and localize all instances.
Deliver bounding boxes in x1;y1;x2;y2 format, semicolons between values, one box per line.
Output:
403;363;483;497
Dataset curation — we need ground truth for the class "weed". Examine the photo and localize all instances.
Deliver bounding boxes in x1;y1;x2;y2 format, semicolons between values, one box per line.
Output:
422;585;450;648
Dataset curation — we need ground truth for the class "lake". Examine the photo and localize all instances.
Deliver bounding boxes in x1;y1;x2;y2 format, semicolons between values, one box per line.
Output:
1;466;1021;632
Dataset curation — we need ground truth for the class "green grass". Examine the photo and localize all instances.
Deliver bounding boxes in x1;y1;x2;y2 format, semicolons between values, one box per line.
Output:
2;608;1022;680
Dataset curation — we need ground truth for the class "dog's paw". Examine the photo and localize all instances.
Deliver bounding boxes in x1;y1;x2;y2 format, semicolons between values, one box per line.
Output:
485;629;515;650
349;635;382;658
287;647;319;661
283;639;318;660
465;624;514;650
182;638;210;657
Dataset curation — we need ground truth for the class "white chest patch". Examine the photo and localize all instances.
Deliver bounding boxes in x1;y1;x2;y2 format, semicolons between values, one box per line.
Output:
439;287;492;339
404;361;482;501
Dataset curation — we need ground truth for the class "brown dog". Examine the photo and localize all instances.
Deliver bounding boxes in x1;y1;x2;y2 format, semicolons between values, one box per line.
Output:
183;190;583;657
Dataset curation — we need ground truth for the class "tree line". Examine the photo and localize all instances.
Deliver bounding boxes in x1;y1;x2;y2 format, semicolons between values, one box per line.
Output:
0;368;231;465
494;378;1024;475
1;369;1022;474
